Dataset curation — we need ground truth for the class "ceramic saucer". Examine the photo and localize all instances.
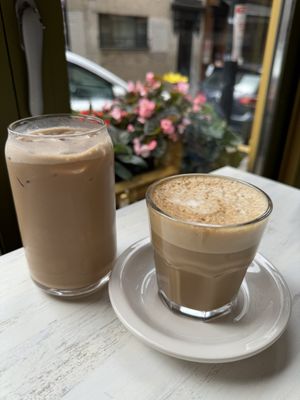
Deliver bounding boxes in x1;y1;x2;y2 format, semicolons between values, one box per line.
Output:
109;237;291;363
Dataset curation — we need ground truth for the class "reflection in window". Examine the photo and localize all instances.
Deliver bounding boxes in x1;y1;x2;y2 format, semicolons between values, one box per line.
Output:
99;14;148;50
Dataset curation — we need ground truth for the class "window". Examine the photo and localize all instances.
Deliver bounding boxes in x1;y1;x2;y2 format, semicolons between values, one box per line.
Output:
234;74;260;96
99;14;147;50
68;63;114;101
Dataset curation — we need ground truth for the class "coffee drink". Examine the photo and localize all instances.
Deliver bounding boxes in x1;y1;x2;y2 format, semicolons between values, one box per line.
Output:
6;115;116;296
146;174;272;319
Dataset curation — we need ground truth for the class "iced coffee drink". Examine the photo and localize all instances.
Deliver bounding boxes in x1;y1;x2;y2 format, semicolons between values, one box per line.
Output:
5;115;116;297
146;174;272;320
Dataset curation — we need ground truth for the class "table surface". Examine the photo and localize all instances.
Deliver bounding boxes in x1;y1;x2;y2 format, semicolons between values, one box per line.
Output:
1;167;300;400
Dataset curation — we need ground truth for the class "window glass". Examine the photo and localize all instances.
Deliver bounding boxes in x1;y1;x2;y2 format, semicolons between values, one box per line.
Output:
204;69;223;87
68;63;114;100
234;74;260;95
64;0;286;205
99;14;147;50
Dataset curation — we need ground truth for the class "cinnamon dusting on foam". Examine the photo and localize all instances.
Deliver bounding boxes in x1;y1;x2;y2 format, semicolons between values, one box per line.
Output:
151;175;268;225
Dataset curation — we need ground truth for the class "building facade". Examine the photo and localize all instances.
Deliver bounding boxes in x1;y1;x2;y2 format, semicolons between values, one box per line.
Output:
67;0;204;83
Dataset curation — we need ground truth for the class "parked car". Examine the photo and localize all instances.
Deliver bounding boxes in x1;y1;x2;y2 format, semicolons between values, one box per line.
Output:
200;65;260;142
66;51;127;112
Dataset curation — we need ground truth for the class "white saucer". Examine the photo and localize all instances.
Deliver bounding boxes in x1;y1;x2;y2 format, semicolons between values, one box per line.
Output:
109;238;291;363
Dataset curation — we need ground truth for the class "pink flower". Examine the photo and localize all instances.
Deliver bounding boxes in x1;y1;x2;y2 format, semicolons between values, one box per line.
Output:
194;93;206;105
146;72;155;83
152;81;161;90
148;140;157;151
127;124;135;132
182;117;191;126
160;119;175;135
133;138;157;158
138;117;146;124
136;81;147;96
160;119;178;141
177;117;191;134
176;82;189;95
102;103;112;112
110;107;122;121
145;72;161;90
127;81;136;93
138;99;156;119
193;104;200;113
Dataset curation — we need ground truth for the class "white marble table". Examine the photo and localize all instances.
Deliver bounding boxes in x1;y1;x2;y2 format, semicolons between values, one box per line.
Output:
1;166;300;400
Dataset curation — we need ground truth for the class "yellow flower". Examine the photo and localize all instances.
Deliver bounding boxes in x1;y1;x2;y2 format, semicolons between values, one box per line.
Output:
162;72;188;84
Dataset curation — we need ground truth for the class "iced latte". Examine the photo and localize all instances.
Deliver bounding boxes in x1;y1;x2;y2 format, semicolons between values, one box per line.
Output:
5;115;116;297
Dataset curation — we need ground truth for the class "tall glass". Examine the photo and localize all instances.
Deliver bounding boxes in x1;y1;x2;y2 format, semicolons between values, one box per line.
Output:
146;174;272;320
5;114;116;297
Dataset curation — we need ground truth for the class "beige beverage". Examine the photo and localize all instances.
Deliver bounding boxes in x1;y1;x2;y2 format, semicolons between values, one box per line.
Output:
5;115;116;297
146;174;272;319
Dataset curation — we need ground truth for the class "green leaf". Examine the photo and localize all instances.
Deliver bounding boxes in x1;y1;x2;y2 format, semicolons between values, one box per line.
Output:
115;161;132;180
119;130;131;145
117;154;148;167
206;121;225;139
144;119;158;135
222;128;240;145
114;143;132;155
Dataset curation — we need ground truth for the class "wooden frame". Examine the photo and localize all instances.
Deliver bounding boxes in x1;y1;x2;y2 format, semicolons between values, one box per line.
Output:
248;0;283;171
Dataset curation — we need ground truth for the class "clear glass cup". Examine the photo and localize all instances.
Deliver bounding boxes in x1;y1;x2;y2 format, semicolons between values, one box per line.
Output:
146;174;272;321
5;114;116;297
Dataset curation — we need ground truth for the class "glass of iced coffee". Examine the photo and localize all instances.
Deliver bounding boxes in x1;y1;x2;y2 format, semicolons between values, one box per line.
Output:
5;114;116;297
146;174;272;320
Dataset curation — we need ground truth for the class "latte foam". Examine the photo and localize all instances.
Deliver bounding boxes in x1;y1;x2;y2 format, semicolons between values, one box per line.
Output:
151;175;269;225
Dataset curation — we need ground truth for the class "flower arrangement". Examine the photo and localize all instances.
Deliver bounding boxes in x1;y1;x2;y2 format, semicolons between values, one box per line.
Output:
82;72;244;180
101;72;192;180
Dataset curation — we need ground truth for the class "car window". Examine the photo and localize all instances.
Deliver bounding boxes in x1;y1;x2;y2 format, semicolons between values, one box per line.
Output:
234;74;260;95
68;63;114;100
205;69;223;87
